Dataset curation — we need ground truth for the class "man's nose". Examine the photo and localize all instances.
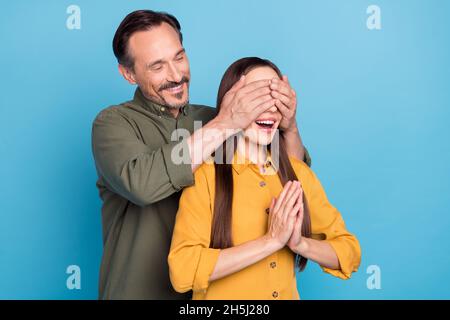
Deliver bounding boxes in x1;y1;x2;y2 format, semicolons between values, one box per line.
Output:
167;62;183;83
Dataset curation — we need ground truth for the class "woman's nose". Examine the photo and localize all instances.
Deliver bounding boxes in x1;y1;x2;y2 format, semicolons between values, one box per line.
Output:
268;105;277;113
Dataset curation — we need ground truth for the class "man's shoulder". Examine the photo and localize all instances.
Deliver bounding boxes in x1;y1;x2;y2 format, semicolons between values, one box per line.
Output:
92;101;134;124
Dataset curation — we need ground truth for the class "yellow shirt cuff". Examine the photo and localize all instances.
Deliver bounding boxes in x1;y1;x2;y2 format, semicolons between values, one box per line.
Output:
193;248;221;292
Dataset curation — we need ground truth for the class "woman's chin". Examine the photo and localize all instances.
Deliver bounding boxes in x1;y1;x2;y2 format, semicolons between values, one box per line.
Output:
246;136;275;146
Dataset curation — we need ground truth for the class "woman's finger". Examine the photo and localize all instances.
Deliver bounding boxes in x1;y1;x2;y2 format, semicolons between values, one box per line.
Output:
290;189;302;217
280;182;300;223
273;181;293;213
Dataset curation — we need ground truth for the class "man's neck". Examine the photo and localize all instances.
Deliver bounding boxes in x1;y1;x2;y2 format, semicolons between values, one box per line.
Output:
139;88;182;118
169;108;180;118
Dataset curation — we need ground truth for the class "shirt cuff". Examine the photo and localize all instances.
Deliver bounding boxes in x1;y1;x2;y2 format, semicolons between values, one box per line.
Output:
193;248;221;292
321;239;359;280
161;139;194;190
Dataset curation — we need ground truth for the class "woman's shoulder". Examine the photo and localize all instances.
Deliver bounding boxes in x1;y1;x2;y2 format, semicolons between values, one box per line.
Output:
288;156;318;186
193;156;216;182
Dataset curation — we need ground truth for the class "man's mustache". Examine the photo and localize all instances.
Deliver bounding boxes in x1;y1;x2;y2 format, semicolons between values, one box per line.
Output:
158;77;189;92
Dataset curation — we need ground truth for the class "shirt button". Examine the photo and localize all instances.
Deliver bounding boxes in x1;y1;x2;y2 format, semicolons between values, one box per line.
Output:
160;107;165;112
259;181;266;187
272;291;279;298
265;208;270;214
270;262;277;268
265;160;272;167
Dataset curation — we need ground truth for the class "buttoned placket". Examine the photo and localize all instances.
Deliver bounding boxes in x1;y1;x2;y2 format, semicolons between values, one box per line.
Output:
250;163;281;300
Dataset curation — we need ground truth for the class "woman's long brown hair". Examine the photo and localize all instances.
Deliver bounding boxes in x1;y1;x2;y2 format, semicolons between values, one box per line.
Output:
210;57;312;271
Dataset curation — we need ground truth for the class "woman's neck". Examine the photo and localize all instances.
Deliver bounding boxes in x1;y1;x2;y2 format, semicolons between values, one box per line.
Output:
236;137;268;167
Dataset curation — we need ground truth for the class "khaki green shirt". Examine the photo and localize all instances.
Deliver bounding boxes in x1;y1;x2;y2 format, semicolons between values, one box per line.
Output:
92;88;311;299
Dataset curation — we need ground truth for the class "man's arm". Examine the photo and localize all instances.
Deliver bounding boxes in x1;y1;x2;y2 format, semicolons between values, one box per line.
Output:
92;109;195;207
282;125;312;167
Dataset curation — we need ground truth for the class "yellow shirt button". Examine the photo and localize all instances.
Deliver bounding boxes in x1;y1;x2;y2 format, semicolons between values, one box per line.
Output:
259;181;266;187
272;291;279;298
265;208;270;214
270;262;277;268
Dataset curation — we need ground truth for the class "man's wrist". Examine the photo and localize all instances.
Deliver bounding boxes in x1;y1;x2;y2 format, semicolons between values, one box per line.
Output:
209;115;241;135
281;122;299;135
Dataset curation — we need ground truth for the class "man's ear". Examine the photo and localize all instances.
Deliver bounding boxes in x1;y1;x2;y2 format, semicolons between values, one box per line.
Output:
118;64;137;85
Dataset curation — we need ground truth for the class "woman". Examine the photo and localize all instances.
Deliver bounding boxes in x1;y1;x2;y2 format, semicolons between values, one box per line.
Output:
168;57;361;300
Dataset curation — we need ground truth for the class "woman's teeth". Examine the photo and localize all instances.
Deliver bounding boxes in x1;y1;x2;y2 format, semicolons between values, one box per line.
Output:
255;120;275;129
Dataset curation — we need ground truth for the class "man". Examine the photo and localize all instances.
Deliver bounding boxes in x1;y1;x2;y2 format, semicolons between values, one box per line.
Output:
92;10;311;299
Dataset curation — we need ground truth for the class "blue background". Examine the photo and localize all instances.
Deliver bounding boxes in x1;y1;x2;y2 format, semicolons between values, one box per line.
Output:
1;0;449;299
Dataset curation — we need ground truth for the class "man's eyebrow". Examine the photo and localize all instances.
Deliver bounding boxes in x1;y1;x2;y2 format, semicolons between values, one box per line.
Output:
174;48;185;58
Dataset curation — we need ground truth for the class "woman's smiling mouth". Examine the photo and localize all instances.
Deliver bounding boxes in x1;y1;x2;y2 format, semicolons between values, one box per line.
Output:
255;119;276;131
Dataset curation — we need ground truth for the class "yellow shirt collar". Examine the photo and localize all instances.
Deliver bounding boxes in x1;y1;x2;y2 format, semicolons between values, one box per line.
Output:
231;150;277;175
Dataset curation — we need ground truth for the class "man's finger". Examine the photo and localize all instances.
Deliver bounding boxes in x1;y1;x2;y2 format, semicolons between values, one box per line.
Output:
250;99;277;120
227;75;246;94
238;79;271;95
242;86;272;103
248;94;273;110
272;91;292;108
274;99;290;115
270;79;292;98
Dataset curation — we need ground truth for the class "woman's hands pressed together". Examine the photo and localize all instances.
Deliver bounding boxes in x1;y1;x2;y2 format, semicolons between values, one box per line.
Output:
265;180;305;251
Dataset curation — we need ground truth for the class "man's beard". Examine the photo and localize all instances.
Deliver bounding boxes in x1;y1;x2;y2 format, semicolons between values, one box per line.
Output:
157;76;190;109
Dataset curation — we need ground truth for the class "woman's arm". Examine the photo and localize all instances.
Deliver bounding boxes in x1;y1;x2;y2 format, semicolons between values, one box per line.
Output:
292;237;340;270
286;187;340;270
210;181;302;282
287;162;361;278
209;235;280;281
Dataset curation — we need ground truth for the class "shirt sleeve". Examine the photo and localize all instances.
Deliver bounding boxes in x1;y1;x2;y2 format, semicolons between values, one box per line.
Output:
91;108;194;207
305;165;361;280
168;165;221;293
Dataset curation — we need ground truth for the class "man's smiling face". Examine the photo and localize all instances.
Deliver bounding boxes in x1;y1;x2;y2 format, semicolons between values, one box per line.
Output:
124;22;191;109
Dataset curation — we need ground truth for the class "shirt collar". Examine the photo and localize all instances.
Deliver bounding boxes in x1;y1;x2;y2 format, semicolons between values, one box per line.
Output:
231;150;277;175
132;87;188;117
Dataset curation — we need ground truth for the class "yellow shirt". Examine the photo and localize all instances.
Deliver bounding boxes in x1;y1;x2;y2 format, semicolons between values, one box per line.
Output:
168;152;361;300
